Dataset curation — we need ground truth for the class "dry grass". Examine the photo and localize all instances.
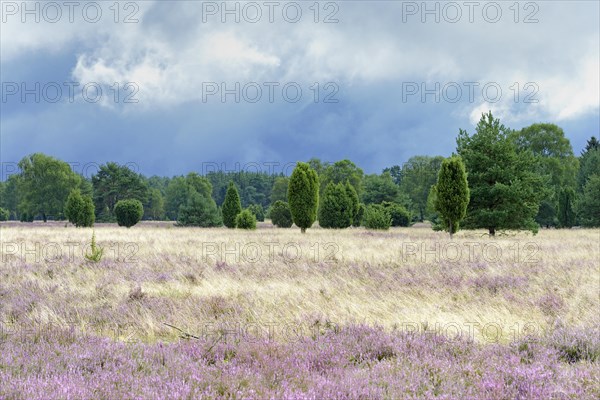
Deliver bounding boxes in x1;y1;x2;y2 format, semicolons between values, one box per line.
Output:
1;221;598;344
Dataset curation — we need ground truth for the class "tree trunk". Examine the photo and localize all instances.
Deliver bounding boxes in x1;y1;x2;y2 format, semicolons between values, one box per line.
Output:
489;227;495;237
301;227;306;234
43;213;47;222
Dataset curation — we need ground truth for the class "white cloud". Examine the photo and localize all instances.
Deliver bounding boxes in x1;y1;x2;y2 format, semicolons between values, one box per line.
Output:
3;1;598;122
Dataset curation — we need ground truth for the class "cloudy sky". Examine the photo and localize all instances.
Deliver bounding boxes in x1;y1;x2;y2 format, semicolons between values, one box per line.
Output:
1;0;598;177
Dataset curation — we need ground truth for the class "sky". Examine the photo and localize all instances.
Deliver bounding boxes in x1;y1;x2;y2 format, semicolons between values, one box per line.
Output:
1;0;599;178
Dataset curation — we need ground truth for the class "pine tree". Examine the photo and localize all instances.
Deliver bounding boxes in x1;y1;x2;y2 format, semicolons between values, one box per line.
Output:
457;111;544;236
288;162;319;233
64;189;95;227
65;189;84;226
434;156;469;238
345;181;360;226
177;189;222;227
319;182;353;229
557;187;576;228
222;181;242;228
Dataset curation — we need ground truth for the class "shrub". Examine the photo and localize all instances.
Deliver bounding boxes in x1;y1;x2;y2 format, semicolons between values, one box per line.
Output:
80;195;96;227
363;204;391;230
288;162;319;233
0;207;10;221
345;182;360;225
319;182;353;229
114;199;144;228
84;231;103;262
176;190;222;227
434;156;469;237
222;181;242;228
19;212;33;222
270;200;293;228
64;189;95;227
248;204;265;222
236;209;257;230
381;201;411;227
353;203;366;227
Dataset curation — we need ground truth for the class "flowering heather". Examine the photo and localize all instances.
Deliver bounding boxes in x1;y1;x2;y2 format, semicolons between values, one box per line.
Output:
0;222;598;398
1;324;599;399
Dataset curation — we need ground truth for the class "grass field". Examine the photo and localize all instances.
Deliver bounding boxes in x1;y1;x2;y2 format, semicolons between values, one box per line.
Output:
1;222;599;398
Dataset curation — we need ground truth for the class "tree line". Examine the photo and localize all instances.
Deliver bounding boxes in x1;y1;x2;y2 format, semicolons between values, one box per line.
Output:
0;112;598;233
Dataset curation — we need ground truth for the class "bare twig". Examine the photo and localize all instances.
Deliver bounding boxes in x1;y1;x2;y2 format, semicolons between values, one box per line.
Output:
163;322;224;359
163;322;201;340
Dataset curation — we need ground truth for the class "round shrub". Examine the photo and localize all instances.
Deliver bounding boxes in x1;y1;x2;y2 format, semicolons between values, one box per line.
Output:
0;207;10;221
382;201;411;227
236;209;257;230
270;200;293;228
363;204;391;230
114;199;143;228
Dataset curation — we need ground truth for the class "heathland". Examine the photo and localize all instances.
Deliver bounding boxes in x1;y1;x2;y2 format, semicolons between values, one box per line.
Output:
1;222;598;398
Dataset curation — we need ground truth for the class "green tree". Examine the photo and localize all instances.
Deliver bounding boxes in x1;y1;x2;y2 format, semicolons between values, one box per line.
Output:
176;189;222;227
512;123;578;227
17;153;82;221
578;137;600;190
65;189;94;227
64;189;84;226
0;208;9;221
320;159;364;196
288;162;319;233
270;177;289;204
536;200;557;228
576;137;600;226
425;185;444;231
457;112;544;236
236;209;257;230
362;172;400;205
248;204;265;222
222;181;242;228
557;187;576;228
381;201;411;227
307;158;328;177
319;182;353;229
80;195;95;227
345;182;360;226
399;155;445;221
363;204;391;230
114;199;144;228
165;176;189;220
382;165;402;185
354;203;366;227
145;188;165;220
434;156;469;237
578;175;600;227
1;175;20;219
92;162;148;221
165;174;215;221
270;200;293;228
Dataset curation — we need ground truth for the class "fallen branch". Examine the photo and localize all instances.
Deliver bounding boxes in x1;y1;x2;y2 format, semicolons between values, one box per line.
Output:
163;322;224;359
